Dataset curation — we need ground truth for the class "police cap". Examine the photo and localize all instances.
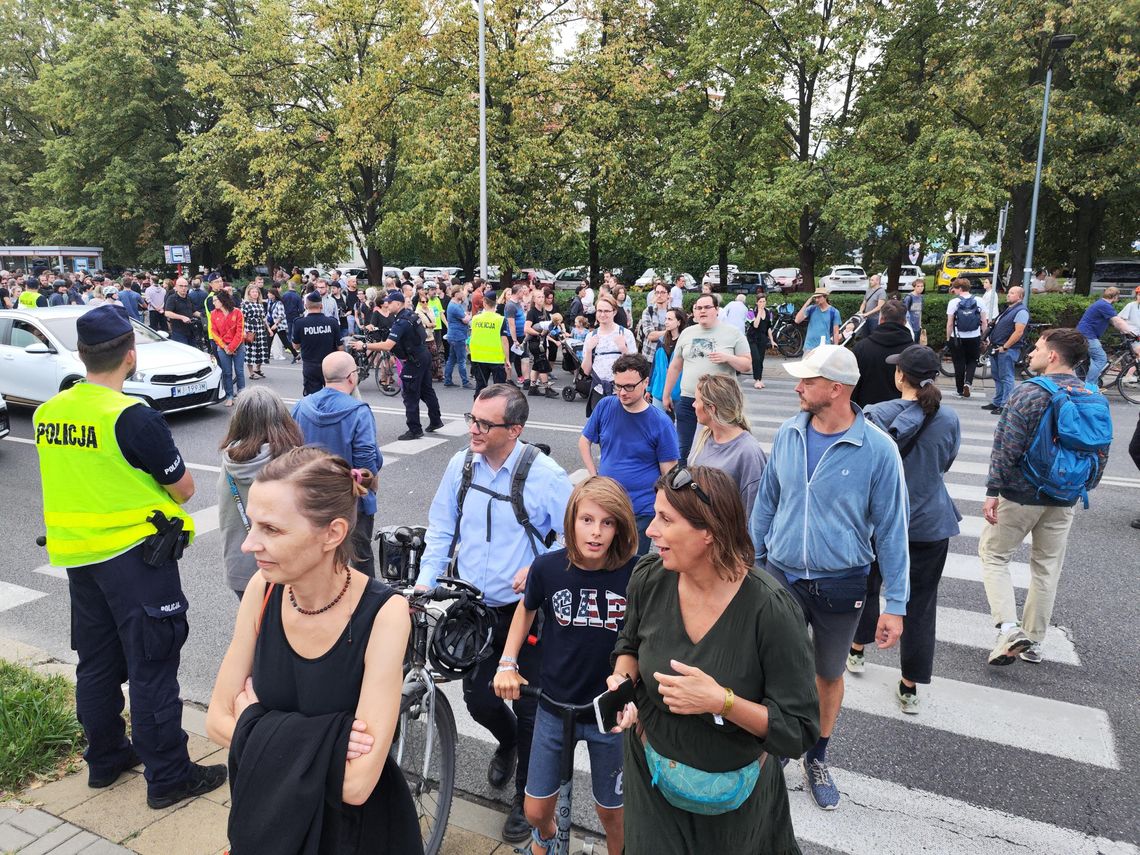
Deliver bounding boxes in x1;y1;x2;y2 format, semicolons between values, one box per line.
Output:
386;290;405;304
305;290;323;304
78;305;133;346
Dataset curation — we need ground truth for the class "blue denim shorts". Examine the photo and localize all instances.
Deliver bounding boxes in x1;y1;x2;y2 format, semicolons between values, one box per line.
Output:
525;705;624;809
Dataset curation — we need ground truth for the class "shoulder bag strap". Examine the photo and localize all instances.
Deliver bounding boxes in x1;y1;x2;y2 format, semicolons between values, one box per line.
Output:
256;582;275;637
225;473;251;532
896;411;937;460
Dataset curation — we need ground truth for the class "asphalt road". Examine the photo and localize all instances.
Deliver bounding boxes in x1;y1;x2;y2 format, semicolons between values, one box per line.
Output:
2;355;1138;854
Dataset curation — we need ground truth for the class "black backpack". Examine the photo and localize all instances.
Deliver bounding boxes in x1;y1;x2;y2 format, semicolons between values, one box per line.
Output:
953;295;981;334
446;442;556;570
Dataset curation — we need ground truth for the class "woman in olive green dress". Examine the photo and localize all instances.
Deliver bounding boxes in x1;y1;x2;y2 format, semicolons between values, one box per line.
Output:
609;465;819;854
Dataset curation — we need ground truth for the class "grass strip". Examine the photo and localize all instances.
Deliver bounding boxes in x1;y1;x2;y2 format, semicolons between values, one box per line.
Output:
0;660;83;794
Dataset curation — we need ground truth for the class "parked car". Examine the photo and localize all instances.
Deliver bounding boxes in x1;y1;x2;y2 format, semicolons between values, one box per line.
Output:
421;266;463;283
878;265;925;292
0;307;223;413
633;269;696;291
702;264;740;289
330;266;370;284
726;271;778;294
770;267;803;293
554;267;588;287
1090;259;1140;295
936;252;994;293
0;394;8;440
512;268;556;287
819;266;869;293
401;265;427;281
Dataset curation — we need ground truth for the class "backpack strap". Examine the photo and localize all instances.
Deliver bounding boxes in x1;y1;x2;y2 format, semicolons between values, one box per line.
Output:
509;443;550;557
446;448;477;574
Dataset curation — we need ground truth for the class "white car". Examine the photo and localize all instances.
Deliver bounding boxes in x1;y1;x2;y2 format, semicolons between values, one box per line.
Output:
0;307;223;413
421;266;463;283
0;394;8;439
819;266;869;293
634;269;696;291
878;265;925;292
701;265;739;288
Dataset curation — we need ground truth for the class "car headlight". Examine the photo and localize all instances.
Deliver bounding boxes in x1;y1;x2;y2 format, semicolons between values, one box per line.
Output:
129;371;150;383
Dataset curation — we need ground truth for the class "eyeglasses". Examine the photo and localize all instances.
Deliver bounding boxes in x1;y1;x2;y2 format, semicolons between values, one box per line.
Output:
464;413;516;433
667;465;712;506
613;378;646;392
328;368;359;382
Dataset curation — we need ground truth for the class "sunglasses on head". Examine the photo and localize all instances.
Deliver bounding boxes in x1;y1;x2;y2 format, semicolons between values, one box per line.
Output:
666;465;712;506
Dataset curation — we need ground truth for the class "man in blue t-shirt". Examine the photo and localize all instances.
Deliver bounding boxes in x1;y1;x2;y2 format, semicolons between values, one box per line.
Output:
1076;287;1132;386
795;288;841;351
579;354;679;554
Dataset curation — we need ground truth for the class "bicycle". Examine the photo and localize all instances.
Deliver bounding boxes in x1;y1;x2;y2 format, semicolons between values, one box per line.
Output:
516;685;600;855
376;526;490;855
349;334;403;396
1094;333;1140;403
769;302;804;357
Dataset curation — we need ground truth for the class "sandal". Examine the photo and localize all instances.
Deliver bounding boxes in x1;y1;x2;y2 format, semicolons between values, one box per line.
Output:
754;380;764;389
250;370;265;379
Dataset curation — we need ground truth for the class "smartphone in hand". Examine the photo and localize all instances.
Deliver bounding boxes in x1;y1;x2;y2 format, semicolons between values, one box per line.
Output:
593;678;636;733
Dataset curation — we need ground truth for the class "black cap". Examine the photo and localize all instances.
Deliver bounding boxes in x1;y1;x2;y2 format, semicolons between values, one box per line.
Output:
886;344;941;380
385;290;405;304
305;290;322;304
53;279;67;289
92;274;105;283
77;305;133;346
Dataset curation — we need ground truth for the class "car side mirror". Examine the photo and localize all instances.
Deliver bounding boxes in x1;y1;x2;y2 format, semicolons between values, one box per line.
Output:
157;330;170;339
24;342;53;354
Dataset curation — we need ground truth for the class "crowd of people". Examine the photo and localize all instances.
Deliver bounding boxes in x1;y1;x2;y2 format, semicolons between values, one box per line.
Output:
21;261;1140;854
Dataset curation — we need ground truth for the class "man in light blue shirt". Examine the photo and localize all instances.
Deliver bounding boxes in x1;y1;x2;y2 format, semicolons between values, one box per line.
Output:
417;383;571;842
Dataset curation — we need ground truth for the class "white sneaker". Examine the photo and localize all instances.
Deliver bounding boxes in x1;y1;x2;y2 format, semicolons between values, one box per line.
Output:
988;626;1031;666
896;683;919;714
845;649;865;674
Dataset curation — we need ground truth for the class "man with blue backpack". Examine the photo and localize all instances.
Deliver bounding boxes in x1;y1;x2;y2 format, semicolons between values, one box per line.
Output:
979;329;1112;666
944;279;988;398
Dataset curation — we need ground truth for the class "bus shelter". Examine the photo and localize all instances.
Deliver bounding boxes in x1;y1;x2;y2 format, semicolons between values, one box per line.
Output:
0;246;104;275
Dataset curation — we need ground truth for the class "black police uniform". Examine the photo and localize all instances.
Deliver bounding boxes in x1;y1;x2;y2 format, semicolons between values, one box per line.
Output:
292;311;342;395
389;308;441;435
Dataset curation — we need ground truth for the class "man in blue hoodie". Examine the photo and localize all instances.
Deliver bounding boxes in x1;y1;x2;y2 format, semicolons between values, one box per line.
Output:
750;344;909;812
291;351;383;576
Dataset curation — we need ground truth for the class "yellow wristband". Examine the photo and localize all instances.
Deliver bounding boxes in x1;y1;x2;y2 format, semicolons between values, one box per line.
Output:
720;687;734;717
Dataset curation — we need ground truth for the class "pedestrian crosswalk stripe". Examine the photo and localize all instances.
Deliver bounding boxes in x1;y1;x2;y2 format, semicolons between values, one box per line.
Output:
958;515;1029;541
932;604;1080;665
941;552;1030;589
191;504;219;536
784;762;1139;855
0;580;47;612
378;436;449;455
945;482;986;503
948;459;990;476
32;564;67;581
844;663;1118;769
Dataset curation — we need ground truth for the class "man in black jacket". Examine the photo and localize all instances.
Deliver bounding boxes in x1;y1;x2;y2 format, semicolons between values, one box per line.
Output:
852;300;914;407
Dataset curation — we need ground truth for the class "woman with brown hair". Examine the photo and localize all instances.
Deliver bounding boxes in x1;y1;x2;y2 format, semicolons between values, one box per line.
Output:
209;289;246;406
688;374;768;514
241;282;272;379
493;476;638;855
582;295;637;416
207;447;421;854
609;465;819;854
216;387;304;599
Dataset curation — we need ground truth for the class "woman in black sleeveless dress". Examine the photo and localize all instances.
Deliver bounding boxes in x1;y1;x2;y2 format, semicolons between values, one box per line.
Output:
207;447;420;854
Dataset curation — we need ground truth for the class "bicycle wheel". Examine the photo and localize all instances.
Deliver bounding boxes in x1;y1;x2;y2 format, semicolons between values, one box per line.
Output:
775;324;803;358
394;686;456;855
1117;358;1140;404
375;354;401;397
939;344;954;378
975;350;991;381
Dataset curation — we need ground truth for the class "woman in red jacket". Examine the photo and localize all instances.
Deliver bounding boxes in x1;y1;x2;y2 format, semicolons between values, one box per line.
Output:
211;289;247;407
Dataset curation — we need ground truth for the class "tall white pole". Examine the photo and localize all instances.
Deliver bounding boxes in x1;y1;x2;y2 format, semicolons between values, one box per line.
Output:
478;0;488;281
1022;65;1053;309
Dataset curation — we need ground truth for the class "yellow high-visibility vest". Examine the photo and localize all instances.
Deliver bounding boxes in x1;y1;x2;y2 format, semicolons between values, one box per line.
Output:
469;310;505;364
34;383;194;567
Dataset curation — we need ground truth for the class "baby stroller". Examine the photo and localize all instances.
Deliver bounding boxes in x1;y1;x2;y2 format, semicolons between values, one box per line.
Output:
557;339;592;402
838;313;868;347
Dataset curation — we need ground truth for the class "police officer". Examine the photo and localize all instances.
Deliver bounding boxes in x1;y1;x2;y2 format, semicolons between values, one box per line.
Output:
291;290;343;395
18;275;46;308
48;278;70;307
32;305;226;809
353;289;443;440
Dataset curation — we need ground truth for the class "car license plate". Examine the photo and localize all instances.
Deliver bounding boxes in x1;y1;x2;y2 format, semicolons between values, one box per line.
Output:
171;381;208;397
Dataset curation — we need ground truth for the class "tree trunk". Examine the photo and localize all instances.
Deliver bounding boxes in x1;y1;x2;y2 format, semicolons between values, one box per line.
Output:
1071;194;1107;296
886;243;906;293
363;248;384;291
1003;183;1032;287
718;242;729;294
588;212;600;288
799;208;816;289
454;230;476;282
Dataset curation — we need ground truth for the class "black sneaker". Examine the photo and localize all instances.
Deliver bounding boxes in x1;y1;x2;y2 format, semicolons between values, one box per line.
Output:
528;385;544;397
1132;518;1140;530
543;387;559;398
502;792;530;843
487;743;516;789
425;420;445;432
981;403;998;410
397;429;424;441
146;763;227;809
88;748;140;789
991;407;1003;415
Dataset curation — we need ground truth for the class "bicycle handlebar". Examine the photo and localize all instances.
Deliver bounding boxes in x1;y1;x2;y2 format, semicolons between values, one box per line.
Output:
517;684;597;715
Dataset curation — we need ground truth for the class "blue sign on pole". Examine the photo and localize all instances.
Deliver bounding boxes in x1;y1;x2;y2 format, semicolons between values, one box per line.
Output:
164;245;191;265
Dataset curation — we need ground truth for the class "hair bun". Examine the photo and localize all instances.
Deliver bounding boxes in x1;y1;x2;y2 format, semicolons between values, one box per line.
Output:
350;468;376;496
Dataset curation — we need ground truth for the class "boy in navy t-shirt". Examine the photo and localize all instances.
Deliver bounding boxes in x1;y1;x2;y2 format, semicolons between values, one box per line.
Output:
494;477;638;855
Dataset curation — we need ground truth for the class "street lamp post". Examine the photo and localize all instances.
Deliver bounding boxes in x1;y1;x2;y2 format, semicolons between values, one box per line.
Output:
1022;34;1075;307
478;0;488;281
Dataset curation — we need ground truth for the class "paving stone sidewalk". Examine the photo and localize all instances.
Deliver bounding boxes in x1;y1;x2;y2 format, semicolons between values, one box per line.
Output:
1;637;514;855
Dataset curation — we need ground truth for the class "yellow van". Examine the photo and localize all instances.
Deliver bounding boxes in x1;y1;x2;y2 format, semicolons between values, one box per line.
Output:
936;252;994;292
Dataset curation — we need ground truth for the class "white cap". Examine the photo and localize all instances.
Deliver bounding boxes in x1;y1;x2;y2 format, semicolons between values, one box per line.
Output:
783;344;860;386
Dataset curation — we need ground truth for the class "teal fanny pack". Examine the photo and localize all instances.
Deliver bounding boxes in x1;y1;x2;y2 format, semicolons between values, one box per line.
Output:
643;737;762;815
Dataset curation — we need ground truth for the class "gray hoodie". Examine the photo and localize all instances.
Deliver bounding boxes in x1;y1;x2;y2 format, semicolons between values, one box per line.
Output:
864;399;962;542
217;443;272;593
